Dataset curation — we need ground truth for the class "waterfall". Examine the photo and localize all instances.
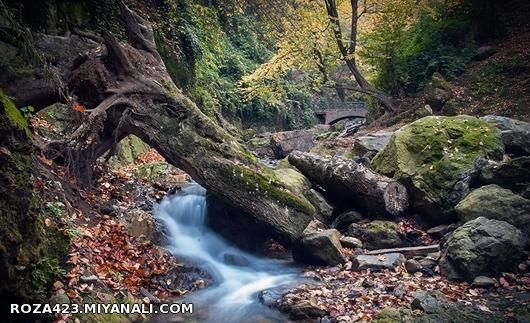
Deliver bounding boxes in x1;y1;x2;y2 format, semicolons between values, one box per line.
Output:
154;183;298;322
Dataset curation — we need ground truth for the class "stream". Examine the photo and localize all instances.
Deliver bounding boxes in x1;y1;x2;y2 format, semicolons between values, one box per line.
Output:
154;183;300;322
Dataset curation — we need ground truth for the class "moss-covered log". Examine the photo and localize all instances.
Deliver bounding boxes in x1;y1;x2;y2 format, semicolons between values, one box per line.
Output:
288;151;409;217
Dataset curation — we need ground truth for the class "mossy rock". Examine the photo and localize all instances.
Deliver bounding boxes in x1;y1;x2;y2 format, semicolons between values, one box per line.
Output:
372;116;503;224
273;167;311;196
0;89;31;137
374;307;413;323
109;135;150;167
363;221;406;250
455;185;530;234
0;92;69;302
439;217;525;280
133;162;174;182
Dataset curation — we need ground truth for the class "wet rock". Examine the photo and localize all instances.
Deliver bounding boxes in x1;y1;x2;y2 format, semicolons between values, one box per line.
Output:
405;259;422;273
339;236;363;249
480;115;530;156
455;184;530;234
352;253;405;272
281;299;328;320
332;210;364;230
223;253;251;267
352;131;394;156
372;115;503;224
292;229;346;266
479;157;530;198
439;217;526;280
471;276;496;288
271;129;315;159
258;286;290;308
427;223;458;239
411;290;447;314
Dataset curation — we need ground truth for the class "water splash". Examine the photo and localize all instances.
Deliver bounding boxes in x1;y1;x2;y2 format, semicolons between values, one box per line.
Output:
154;183;298;322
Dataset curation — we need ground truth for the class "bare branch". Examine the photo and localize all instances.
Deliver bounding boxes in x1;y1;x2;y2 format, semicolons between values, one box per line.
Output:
72;28;104;43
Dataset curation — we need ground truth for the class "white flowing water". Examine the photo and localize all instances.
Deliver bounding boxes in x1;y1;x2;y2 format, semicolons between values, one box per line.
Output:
154;183;298;322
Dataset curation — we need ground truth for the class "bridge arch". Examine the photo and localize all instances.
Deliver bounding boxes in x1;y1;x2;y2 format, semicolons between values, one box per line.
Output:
314;106;367;125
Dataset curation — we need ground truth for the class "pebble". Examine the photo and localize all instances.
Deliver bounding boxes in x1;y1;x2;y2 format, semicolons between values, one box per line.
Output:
79;275;98;283
405;259;422;273
471;276;495;288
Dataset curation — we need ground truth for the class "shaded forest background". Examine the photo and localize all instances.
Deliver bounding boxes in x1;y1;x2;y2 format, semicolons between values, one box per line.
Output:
2;0;528;132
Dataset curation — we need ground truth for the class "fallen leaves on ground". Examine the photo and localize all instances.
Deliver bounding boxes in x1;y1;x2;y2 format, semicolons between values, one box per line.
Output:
65;215;185;300
284;263;530;322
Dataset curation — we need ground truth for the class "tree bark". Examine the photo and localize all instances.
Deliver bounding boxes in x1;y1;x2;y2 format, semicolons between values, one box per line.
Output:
288;151;409;217
2;0;317;244
324;0;395;113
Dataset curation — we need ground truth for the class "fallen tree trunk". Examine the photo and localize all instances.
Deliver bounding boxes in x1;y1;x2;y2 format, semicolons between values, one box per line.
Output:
2;1;316;244
288;151;409;217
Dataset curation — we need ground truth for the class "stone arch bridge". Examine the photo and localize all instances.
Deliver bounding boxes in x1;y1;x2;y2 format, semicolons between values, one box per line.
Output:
314;102;367;125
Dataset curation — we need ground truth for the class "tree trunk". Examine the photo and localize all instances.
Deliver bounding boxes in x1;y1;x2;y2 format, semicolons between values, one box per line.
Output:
324;0;395;113
288;151;409;217
3;1;316;244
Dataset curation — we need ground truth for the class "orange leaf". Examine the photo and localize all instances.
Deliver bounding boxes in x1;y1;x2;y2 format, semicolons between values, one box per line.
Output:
73;103;85;113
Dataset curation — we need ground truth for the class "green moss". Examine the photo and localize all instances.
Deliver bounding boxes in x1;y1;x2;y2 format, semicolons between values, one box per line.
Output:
0;89;31;138
273;167;311;196
133;162;173;182
373;307;410;323
231;164;316;215
372;116;503;216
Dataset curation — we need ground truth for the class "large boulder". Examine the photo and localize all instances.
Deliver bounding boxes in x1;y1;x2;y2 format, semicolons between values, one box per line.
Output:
371;116;503;224
439;217;526;280
292;229;346;266
271;129;315;159
480;115;530;156
424;72;452;112
455;185;530;234
352;131;394;157
347;220;406;250
289;151;409;217
479;157;530;198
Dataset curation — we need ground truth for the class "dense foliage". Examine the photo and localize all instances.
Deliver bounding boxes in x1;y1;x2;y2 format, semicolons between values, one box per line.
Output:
359;0;476;93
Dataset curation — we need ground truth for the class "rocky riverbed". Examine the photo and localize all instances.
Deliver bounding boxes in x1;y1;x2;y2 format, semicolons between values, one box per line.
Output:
241;114;530;322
